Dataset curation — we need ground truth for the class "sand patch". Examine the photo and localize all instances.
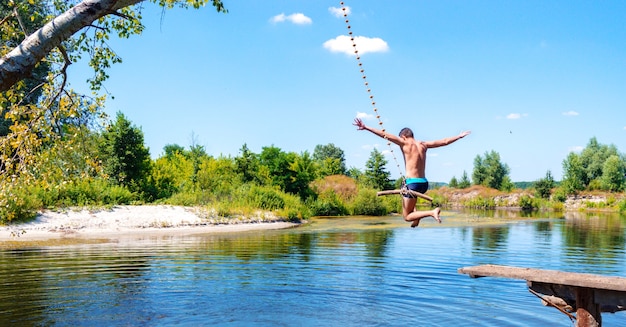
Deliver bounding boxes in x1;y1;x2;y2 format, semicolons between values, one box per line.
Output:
0;205;298;242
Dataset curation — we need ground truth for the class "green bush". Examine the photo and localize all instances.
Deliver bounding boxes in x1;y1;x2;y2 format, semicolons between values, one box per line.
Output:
429;193;446;208
246;185;285;210
309;190;348;216
0;184;41;223
167;191;202;206
381;194;402;213
37;179;134;207
463;196;496;209
518;195;537;211
551;187;567;202
350;188;388;216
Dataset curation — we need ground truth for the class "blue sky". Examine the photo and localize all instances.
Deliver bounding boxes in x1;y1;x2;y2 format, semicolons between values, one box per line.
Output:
68;0;626;183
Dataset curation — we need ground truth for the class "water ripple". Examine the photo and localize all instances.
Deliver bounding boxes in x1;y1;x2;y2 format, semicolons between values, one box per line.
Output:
1;219;626;326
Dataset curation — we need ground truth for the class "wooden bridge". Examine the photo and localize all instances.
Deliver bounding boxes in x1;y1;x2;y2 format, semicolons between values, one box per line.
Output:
458;264;626;327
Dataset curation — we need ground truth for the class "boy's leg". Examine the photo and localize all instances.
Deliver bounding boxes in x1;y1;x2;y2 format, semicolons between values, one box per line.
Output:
402;197;417;219
404;202;441;228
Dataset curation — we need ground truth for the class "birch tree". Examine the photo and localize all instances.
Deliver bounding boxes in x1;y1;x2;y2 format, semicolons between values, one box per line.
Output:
0;0;226;220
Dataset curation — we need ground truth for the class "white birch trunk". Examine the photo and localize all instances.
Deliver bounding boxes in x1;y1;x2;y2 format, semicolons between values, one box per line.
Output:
0;0;143;92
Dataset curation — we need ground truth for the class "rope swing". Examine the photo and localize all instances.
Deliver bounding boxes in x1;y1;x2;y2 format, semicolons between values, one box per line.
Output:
340;2;432;202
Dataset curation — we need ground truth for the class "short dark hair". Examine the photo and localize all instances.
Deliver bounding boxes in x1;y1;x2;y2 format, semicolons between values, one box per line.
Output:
399;127;413;138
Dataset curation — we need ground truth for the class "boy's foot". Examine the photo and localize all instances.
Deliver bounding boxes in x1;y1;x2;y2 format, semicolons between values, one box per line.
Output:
410;218;421;228
433;207;441;223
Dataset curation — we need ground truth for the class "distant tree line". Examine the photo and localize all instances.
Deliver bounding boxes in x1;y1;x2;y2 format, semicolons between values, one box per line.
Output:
448;136;626;200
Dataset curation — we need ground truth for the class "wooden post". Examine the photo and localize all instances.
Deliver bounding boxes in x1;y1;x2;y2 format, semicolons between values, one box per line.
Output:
376;189;433;202
458;264;626;327
576;287;601;327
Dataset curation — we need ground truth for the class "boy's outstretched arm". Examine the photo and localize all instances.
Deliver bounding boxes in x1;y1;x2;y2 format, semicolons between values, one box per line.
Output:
425;130;471;148
353;118;402;145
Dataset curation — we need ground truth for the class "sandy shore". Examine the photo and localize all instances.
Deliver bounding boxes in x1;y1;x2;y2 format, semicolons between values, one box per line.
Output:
0;205;299;242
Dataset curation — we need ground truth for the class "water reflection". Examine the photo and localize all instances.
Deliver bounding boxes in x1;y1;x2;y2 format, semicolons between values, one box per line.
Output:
1;210;625;326
561;211;626;274
471;226;510;253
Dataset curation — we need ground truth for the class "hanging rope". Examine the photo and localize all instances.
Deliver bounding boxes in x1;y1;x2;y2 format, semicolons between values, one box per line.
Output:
341;2;426;200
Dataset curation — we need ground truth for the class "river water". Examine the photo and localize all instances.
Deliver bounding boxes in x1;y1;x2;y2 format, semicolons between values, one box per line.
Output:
1;210;625;326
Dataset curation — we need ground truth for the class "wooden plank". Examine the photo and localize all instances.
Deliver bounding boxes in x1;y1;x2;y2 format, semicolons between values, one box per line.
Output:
577;287;601;327
530;281;626;307
457;264;626;292
376;189;433;202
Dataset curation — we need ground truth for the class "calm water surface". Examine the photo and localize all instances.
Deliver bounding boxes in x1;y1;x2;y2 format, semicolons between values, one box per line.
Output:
1;210;626;326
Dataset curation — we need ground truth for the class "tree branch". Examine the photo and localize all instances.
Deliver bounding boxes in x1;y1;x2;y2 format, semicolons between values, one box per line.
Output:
0;0;144;93
47;45;72;108
13;7;29;38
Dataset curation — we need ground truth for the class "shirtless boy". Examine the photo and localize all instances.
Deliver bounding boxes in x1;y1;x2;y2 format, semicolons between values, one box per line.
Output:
353;118;471;227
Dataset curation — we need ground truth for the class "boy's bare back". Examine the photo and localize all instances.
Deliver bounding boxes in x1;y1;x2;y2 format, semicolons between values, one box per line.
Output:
401;139;427;179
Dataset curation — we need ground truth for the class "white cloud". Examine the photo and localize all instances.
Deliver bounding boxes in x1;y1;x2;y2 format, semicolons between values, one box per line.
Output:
506;113;528;120
323;35;389;56
569;146;584;152
270;13;312;25
623;126;626;130
356;111;374;120
329;6;350;18
562;110;579;116
506;113;521;119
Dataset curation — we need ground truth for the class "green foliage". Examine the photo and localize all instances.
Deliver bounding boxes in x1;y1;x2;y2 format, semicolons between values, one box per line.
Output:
587;179;603;191
246;185;286;210
346;167;363;180
363;148;392;190
562;137;626;194
463;196;496;209
313;143;347;176
0;181;41;223
196;156;241;197
235;144;261;184
163;144;186;158
552;187;568;203
472;150;511;191
34;178;134;207
156;0;229;12
165;190;203;207
276;192;309;222
500;176;514;192
458;170;471;189
237;145;320;200
148;151;195;200
448;176;458;188
518;195;538;211
350;188;388;216
259;145;293;190
562;152;585;194
534;170;555;199
428;193;446;208
99;112;151;192
601;155;626;192
288;151;317;200
309;190;348;216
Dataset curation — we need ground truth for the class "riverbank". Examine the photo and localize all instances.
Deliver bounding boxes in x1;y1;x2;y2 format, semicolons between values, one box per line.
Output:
432;186;626;211
0;205;299;242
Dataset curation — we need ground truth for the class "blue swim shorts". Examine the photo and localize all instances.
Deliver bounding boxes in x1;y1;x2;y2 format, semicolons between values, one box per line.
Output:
403;177;428;198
